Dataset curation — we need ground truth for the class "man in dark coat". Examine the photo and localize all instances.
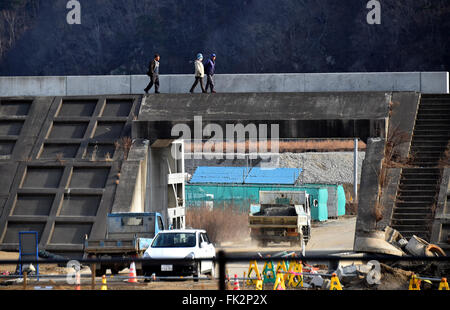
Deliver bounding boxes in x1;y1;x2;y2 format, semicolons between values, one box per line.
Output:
144;54;160;94
204;53;216;93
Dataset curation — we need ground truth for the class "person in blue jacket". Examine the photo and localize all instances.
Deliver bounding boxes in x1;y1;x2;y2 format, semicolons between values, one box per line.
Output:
204;54;216;93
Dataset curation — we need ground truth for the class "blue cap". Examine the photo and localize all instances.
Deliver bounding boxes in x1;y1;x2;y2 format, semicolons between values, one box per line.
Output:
211;53;216;58
197;53;203;60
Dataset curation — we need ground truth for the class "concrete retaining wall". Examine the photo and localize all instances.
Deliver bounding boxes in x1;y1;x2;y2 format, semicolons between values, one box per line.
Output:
1;72;448;96
354;137;385;241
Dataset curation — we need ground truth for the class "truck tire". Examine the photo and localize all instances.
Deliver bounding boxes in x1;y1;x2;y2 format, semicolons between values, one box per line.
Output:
258;240;267;247
193;262;200;282
95;265;107;277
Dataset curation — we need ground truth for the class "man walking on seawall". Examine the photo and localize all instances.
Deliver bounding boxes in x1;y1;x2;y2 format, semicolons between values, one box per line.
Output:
144;54;160;94
189;53;206;93
204;54;216;93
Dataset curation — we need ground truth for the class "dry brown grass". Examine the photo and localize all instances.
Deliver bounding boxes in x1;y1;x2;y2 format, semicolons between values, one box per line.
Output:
115;137;133;161
383;126;414;168
55;152;65;165
342;183;358;215
104;152;113;161
186;205;250;244
185;139;366;153
374;127;412;225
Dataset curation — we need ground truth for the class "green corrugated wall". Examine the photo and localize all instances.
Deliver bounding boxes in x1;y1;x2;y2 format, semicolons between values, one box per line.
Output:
185;183;345;221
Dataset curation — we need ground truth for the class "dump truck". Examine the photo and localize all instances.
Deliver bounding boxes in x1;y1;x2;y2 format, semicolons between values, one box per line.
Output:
248;191;311;249
83;212;164;276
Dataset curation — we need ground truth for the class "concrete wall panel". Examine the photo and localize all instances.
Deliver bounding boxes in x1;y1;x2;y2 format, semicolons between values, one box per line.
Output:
67;75;130;96
1;72;448;96
421;72;449;94
0;76;66;97
304;72;421;92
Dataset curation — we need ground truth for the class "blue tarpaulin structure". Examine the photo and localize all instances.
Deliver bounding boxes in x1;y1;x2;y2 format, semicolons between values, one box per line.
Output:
189;166;301;185
246;167;300;184
189;166;249;183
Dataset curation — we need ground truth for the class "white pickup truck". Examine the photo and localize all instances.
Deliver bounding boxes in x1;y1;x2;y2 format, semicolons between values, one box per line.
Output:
143;229;216;279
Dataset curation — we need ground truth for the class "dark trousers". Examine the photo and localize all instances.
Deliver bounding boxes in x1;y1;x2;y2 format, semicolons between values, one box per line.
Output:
205;75;215;92
190;76;206;93
145;74;159;93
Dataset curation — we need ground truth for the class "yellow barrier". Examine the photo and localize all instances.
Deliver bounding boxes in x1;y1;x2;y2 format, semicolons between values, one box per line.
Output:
330;273;342;290
256;279;263;290
439;278;449;290
287;261;303;288
273;272;286;290
101;275;107;290
246;260;261;286
275;260;289;281
408;274;421;291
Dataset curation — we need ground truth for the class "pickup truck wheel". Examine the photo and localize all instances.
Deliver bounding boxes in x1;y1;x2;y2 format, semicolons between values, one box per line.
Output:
207;262;216;280
300;237;306;256
193;262;200;282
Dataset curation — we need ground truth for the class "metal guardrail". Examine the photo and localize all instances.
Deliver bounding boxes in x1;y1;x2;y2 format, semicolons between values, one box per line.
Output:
0;251;448;290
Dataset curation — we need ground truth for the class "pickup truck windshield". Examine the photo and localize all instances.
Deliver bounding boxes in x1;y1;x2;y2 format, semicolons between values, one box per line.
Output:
152;233;196;248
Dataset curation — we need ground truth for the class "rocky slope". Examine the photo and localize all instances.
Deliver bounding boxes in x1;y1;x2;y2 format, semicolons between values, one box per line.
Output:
0;0;449;76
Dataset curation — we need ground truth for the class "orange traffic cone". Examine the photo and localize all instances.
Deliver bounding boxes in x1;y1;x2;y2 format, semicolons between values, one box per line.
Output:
75;271;81;290
128;262;138;283
233;274;240;290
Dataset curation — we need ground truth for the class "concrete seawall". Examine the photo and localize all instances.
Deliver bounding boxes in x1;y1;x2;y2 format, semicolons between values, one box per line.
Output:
0;72;448;96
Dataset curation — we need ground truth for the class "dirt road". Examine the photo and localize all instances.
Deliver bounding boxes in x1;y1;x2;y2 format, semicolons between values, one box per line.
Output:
218;216;356;278
0;216;356;290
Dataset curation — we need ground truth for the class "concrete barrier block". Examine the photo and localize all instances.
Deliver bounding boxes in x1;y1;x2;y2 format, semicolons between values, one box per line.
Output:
213;74;304;93
391;72;421;91
420;72;449;94
281;73;305;92
67;75;131;95
0;72;448;96
0;76;66;97
214;74;255;92
168;75;195;93
304;72;420;92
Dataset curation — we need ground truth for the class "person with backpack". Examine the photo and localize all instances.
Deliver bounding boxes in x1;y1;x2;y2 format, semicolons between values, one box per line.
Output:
189;53;206;93
144;53;160;94
204;53;216;93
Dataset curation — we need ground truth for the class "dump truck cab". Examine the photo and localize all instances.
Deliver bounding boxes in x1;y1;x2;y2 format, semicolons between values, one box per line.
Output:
83;212;164;276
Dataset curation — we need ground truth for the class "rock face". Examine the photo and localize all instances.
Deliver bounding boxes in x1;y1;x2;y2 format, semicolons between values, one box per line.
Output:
185;152;366;185
279;152;365;184
1;1;449;75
